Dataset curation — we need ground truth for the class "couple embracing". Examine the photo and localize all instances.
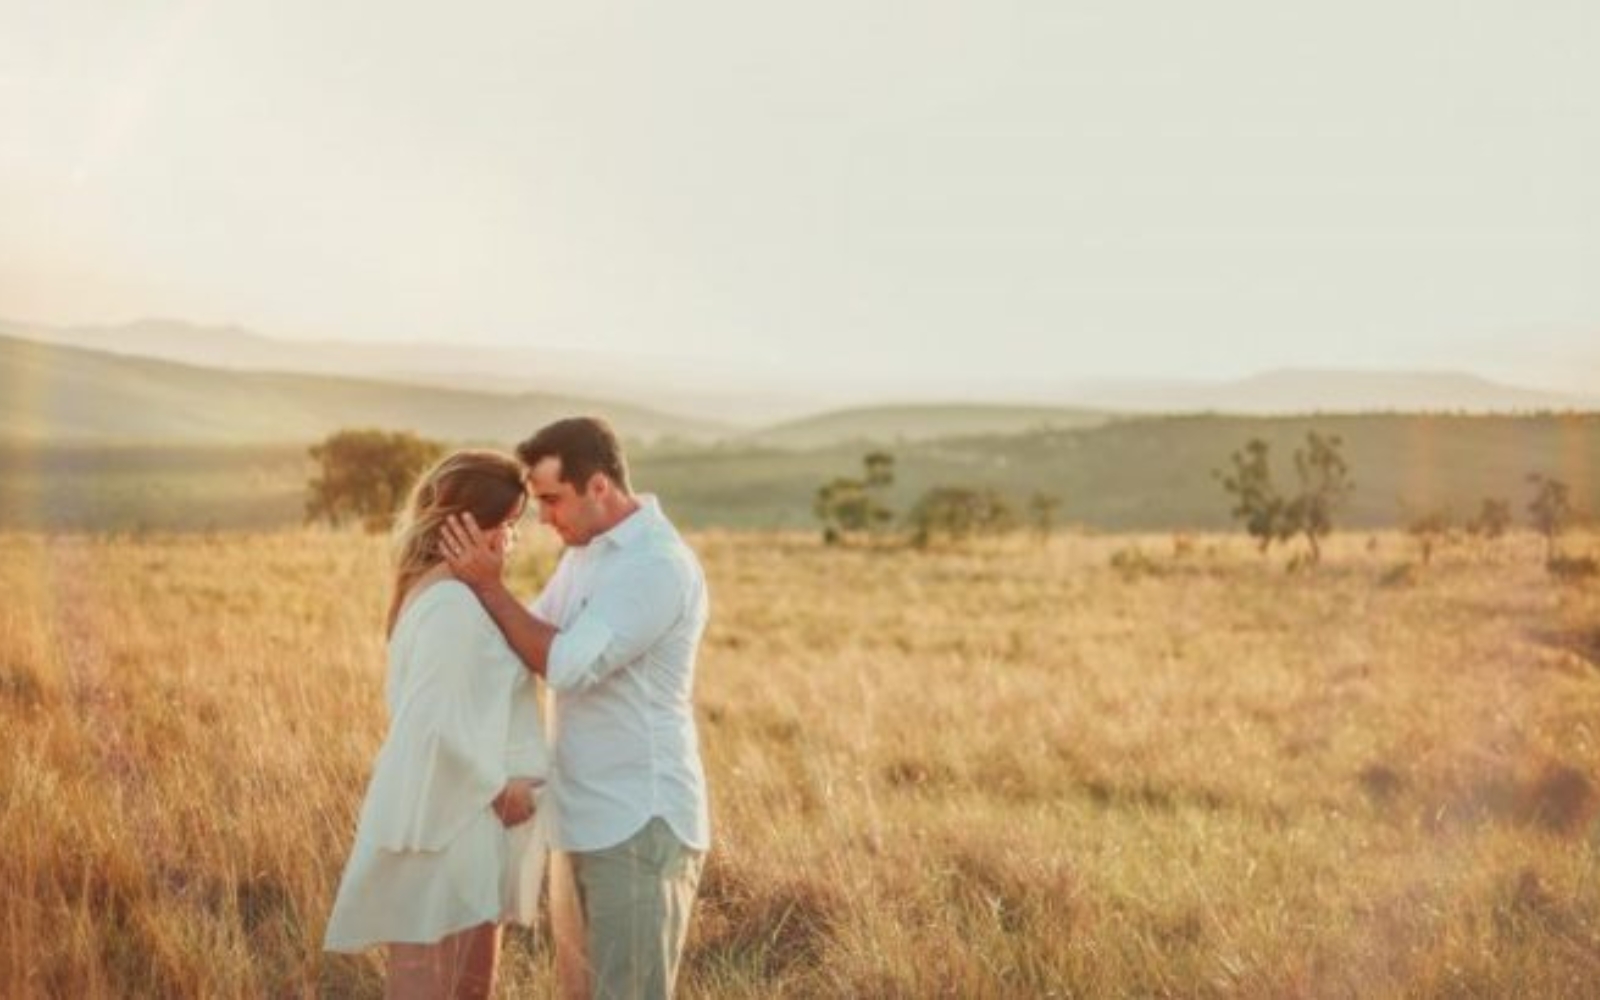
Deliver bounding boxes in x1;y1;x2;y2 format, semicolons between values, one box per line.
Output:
323;417;711;1000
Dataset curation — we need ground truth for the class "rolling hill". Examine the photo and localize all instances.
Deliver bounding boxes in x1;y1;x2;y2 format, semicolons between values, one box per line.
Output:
0;316;827;426
738;403;1113;448
636;412;1600;531
0;334;727;444
0;333;1121;449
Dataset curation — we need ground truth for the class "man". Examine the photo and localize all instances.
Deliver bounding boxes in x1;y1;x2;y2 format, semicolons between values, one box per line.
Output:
440;416;710;1000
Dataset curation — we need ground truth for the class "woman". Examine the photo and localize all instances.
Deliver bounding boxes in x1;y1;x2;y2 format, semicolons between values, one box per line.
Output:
325;450;550;1000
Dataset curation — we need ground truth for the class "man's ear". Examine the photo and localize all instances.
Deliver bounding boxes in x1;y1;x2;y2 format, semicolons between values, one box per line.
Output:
586;471;610;500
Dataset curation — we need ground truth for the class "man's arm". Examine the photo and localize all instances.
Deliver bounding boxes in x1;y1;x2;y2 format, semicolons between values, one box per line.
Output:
441;513;557;677
540;552;690;694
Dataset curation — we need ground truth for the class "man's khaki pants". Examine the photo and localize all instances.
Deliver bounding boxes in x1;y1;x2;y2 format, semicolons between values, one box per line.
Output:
555;818;705;1000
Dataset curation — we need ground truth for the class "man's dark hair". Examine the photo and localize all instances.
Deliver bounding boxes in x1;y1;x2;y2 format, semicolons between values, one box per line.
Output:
517;417;632;493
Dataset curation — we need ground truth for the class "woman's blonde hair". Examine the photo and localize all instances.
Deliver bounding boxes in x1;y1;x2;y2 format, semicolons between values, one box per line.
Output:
387;449;527;636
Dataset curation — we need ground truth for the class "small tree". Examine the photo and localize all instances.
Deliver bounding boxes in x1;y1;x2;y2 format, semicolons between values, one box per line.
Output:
862;451;896;538
864;451;895;490
1526;474;1575;562
814;452;896;545
306;428;444;532
1215;438;1291;554
1217;432;1352;565
1466;497;1512;541
1028;491;1063;542
814;477;872;544
1404;505;1452;566
907;487;1016;547
1283;432;1353;565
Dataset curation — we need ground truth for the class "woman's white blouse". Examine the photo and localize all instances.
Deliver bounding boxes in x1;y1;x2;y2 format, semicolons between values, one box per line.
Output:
324;581;550;951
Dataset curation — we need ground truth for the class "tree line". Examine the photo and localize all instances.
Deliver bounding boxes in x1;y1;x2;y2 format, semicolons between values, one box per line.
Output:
299;427;1592;575
812;432;1591;574
1215;432;1590;575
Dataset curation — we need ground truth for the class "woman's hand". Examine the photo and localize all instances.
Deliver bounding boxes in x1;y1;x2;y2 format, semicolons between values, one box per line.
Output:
492;777;540;827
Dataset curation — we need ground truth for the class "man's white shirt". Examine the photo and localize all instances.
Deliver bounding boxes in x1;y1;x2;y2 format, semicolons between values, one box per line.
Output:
531;495;711;853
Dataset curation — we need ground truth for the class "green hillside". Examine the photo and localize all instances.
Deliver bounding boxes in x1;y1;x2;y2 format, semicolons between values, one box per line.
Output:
4;413;1594;534
643;413;1599;530
891;413;1600;531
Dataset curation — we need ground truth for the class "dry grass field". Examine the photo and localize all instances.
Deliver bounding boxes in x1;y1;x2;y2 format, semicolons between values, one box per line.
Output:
3;527;1600;998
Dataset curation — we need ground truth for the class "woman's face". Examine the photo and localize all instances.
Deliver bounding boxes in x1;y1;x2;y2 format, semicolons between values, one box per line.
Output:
484;494;529;557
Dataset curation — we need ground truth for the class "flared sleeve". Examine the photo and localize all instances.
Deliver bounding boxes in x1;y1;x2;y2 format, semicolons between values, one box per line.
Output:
359;587;511;852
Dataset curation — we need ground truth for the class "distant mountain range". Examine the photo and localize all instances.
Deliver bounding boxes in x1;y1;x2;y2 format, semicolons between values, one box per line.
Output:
1058;369;1599;415
1;317;1596;449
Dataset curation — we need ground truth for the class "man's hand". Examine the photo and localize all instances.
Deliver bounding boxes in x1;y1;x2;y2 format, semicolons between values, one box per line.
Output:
439;510;557;679
491;777;541;827
442;513;503;590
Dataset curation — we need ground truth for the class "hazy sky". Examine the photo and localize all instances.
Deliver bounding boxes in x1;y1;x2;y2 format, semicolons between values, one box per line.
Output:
2;1;1597;390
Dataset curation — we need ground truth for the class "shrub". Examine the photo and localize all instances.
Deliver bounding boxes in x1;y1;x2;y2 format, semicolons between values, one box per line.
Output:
907;487;1016;547
305;428;444;532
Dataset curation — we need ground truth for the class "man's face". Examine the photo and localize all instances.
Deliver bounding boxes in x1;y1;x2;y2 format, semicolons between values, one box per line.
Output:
527;456;604;546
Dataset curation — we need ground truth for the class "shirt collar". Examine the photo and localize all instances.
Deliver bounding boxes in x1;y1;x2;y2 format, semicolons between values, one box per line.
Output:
594;494;661;551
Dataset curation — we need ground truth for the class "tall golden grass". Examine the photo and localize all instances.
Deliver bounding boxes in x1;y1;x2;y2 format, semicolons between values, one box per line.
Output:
3;528;1599;997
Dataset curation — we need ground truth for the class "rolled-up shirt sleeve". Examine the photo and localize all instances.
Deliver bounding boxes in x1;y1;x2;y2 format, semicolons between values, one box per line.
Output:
546;554;688;693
